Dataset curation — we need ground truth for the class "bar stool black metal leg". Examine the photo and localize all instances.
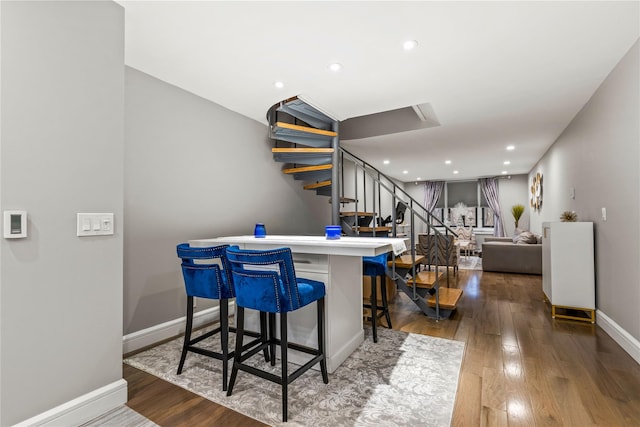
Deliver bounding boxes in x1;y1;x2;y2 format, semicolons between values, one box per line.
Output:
177;296;194;375
269;312;277;366
317;297;328;383
371;276;378;343
226;306;244;396
380;275;392;329
220;298;229;391
280;312;288;423
260;311;270;362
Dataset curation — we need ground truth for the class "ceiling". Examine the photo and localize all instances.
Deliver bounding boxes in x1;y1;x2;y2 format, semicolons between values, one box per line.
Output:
117;1;639;182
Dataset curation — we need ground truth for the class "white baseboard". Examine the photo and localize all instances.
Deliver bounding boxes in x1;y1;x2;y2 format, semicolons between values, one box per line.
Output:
123;306;228;354
597;309;640;365
12;379;127;427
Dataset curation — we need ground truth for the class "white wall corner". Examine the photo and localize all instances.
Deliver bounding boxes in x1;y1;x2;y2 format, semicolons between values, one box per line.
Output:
11;379;127;427
597;310;640;365
122;306;228;355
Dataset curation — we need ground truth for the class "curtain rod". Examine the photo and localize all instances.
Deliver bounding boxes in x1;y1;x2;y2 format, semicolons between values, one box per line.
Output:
415;173;521;184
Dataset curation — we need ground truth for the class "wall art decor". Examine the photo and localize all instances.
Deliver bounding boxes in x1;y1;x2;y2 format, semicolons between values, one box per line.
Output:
530;172;543;212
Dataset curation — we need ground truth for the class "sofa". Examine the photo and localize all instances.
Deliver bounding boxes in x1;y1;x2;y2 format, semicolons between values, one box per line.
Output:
481;233;542;275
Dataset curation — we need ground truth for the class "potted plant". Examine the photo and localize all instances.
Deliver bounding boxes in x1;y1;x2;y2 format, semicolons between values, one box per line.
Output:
511;204;525;228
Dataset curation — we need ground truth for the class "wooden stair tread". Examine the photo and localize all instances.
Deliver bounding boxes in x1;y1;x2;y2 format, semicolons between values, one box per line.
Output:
427;288;463;310
283;164;332;174
273;122;337;137
272;148;334;153
389;255;425;269
340;211;375;217
408;271;444;289
303;180;331;190
349;226;391;232
329;197;357;204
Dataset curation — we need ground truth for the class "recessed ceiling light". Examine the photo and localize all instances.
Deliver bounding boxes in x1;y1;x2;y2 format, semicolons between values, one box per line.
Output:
274;81;284;89
383;160;390;165
506;145;515;151
504;160;511;165
502;171;508;175
403;170;409;174
445;160;452;165
403;40;418;51
453;170;459;174
328;63;342;72
416;177;421;180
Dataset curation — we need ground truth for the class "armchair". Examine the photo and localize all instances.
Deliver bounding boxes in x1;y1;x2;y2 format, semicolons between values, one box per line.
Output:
455;226;476;258
416;233;458;275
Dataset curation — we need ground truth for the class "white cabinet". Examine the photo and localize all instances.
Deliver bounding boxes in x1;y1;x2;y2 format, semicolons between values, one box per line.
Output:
542;222;595;323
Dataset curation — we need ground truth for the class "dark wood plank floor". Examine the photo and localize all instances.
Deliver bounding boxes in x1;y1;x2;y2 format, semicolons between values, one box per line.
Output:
124;269;640;426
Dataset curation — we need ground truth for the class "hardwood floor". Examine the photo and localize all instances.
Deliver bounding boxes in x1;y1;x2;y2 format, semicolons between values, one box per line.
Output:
124;269;640;426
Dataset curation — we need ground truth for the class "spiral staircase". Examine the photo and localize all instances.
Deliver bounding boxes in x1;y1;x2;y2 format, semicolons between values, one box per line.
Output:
266;97;463;319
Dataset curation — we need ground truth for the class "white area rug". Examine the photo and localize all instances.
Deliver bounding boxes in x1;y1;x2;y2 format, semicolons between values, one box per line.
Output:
457;256;482;270
125;327;465;427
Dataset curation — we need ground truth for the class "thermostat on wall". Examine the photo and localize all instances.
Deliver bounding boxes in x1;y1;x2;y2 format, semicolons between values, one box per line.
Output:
4;210;27;238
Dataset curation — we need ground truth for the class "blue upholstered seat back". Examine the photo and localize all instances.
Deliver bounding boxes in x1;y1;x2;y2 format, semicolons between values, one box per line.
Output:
226;246;325;313
363;252;388;277
176;243;235;300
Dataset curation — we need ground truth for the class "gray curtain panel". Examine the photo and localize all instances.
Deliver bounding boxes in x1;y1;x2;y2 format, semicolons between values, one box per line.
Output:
423;180;444;211
479;178;505;237
423;181;445;231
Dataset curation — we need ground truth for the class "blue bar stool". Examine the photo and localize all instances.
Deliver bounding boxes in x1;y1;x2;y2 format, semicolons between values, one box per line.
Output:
363;252;392;343
225;246;329;422
176;243;268;391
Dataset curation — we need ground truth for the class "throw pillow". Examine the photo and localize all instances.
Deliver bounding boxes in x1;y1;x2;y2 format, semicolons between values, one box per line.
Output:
515;231;537;244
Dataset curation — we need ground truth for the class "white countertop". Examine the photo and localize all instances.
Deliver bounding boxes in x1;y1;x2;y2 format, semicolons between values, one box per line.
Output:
189;235;407;257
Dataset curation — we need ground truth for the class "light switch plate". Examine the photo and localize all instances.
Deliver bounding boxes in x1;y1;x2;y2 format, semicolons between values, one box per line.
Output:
4;210;27;238
77;213;114;236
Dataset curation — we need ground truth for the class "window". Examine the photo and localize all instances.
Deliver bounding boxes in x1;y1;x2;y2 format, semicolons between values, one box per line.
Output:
440;180;493;229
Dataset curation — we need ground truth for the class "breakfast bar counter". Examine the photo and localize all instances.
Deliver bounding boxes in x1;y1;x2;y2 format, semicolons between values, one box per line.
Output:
189;235;406;372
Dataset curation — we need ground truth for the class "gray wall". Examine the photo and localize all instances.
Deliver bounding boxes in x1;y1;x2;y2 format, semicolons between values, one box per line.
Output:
499;174;530;236
0;2;124;425
124;67;329;334
530;40;639;340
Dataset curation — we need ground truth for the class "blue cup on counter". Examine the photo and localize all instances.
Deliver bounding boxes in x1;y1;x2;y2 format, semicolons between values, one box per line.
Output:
325;225;341;240
254;223;266;238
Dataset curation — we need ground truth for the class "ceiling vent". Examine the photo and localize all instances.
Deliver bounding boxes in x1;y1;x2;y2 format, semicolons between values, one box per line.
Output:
412;103;440;126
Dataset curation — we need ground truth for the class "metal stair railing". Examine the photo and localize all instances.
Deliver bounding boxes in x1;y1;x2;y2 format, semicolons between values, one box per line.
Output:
339;148;460;320
339;147;457;234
